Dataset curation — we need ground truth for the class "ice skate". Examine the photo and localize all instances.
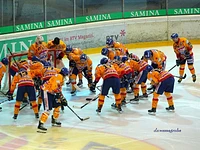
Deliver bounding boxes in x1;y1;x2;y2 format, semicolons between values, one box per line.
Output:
66;80;71;86
139;93;148;99
111;103;117;109
77;80;83;87
117;104;123;113
192;74;196;82
148;108;156;115
121;99;127;107
13;114;18;120
37;121;47;133
35;113;39;119
71;89;76;96
96;105;102;114
130;96;139;104
51;115;61;127
166;105;175;112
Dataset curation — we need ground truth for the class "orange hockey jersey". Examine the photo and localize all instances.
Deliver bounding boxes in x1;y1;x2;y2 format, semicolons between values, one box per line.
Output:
173;37;193;59
28;42;47;60
94;64;119;82
0;62;6;83
41;74;64;94
147;70;173;84
10;71;35;93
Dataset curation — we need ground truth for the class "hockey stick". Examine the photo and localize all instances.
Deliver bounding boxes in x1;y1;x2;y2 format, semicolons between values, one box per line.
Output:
19;103;29;111
66;105;90;121
0;91;7;96
73;94;99;109
168;64;177;72
0;99;9;105
7;48;21;69
127;90;154;104
173;73;187;79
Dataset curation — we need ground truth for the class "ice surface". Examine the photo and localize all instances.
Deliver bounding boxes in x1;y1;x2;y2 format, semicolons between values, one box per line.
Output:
0;45;200;150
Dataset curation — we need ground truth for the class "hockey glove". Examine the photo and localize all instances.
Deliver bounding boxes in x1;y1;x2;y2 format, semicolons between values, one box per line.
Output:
61;97;68;106
184;50;191;59
55;93;61;99
7;92;13;101
90;82;97;92
69;60;76;67
176;59;181;66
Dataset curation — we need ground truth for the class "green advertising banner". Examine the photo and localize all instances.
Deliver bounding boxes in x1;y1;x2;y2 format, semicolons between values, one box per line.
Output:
0;35;47;59
168;8;200;15
124;9;166;18
76;12;123;24
0;26;14;34
0;8;199;35
46;18;74;28
15;22;45;32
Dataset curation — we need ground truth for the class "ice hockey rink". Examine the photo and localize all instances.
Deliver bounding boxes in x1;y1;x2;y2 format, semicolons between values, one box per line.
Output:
0;45;200;150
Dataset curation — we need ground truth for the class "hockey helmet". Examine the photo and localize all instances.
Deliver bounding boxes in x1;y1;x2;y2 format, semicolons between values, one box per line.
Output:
121;55;128;63
60;67;69;76
100;57;108;65
1;57;8;65
144;50;153;59
35;35;44;44
66;45;73;53
32;56;40;62
171;33;178;39
80;54;87;62
106;38;114;45
101;48;109;56
53;37;60;45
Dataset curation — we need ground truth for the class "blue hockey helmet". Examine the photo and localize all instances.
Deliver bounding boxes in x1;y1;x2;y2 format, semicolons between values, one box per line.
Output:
114;55;121;61
121;55;128;63
106;38;114;45
66;45;73;53
43;61;51;68
60;67;68;76
1;57;8;65
101;48;109;56
80;54;87;62
171;33;178;39
144;50;153;59
100;57;108;65
32;56;40;62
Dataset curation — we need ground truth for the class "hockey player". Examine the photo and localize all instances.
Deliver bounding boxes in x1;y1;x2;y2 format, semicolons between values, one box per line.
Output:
8;68;39;119
127;53;140;93
143;49;167;90
111;56;133;106
38;61;61;111
47;37;66;69
147;69;175;114
106;38;129;55
129;58;153;103
28;35;47;60
66;45;84;87
37;67;68;132
9;59;29;77
171;33;196;83
101;47;121;60
0;58;8;90
90;57;122;113
143;49;167;70
70;54;94;95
